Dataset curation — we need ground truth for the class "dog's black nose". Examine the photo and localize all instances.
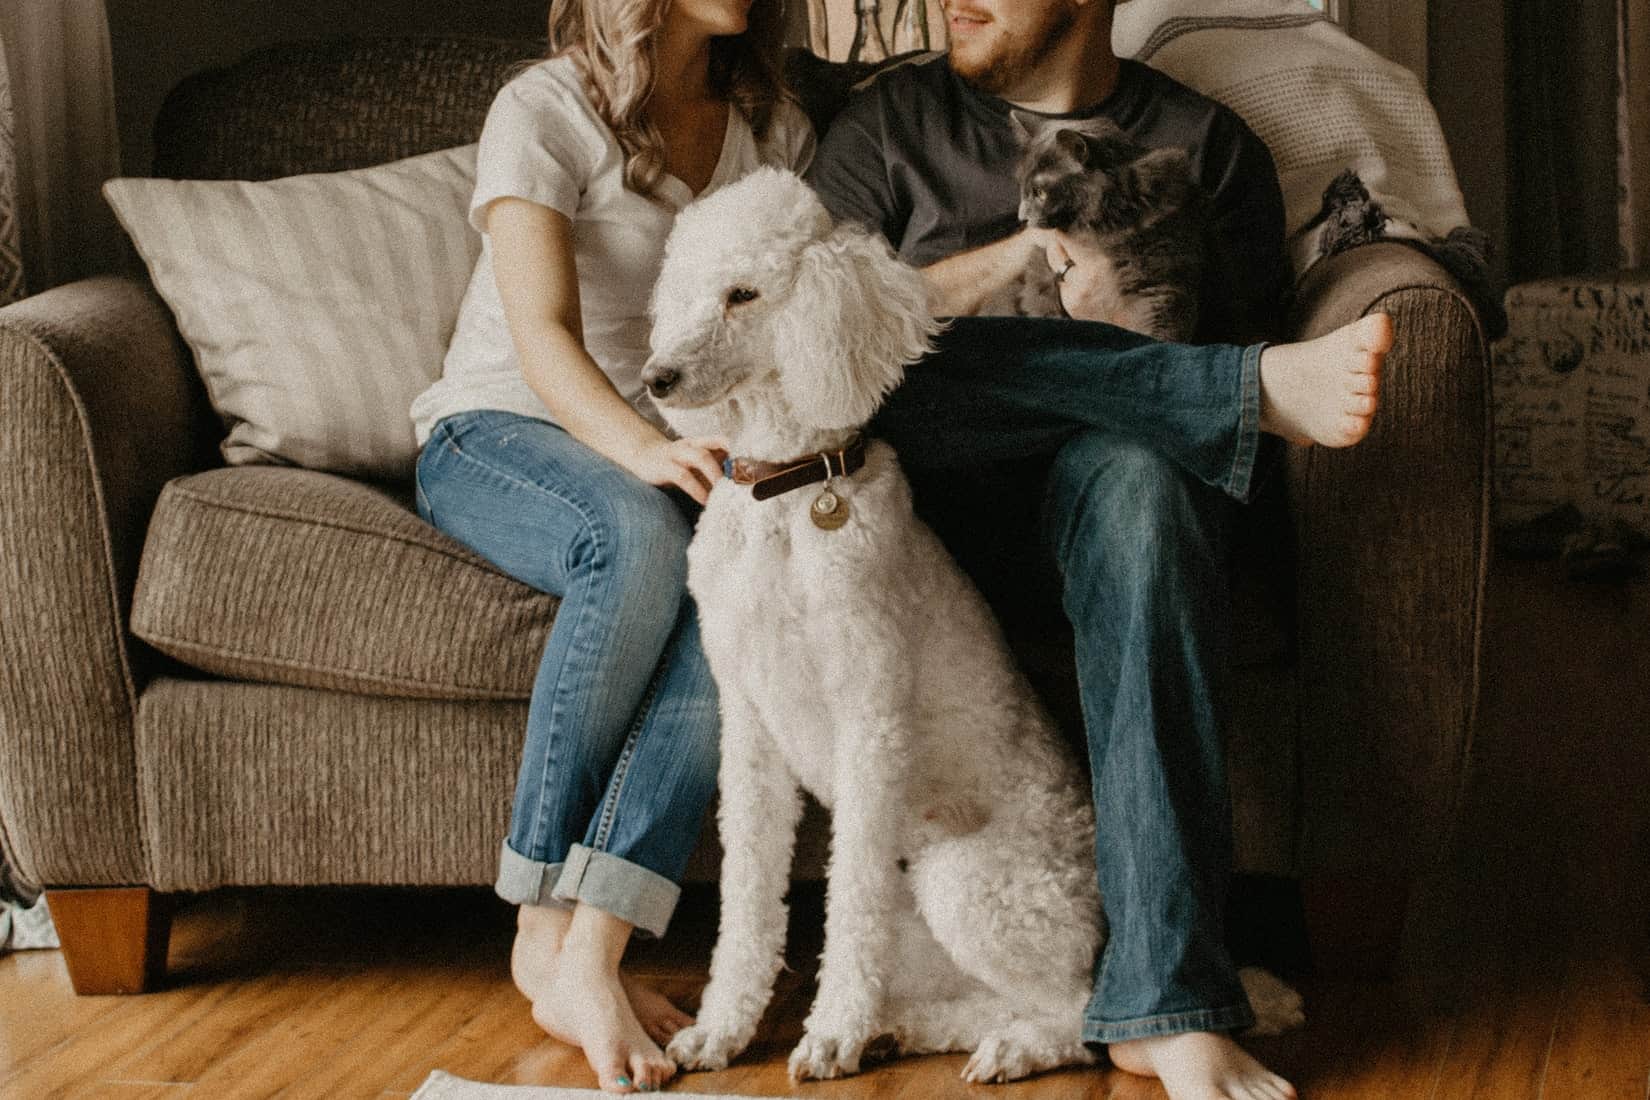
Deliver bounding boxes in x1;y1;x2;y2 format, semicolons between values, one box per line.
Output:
644;368;679;398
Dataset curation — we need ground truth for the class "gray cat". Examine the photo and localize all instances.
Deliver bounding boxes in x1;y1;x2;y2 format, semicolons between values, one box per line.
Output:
993;114;1207;342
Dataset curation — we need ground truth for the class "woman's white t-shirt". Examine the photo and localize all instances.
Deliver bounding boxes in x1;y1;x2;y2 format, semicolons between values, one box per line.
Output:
410;57;816;446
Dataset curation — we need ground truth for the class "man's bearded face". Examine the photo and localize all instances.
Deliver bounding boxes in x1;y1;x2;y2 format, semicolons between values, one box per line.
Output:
944;0;1079;96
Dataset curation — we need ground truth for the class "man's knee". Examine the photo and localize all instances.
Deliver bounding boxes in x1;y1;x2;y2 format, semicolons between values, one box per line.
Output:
1044;434;1208;569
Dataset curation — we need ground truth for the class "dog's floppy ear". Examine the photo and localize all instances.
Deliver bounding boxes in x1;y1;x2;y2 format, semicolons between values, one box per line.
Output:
776;221;939;431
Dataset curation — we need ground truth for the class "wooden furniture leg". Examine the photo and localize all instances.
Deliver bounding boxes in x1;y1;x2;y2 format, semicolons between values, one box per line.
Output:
44;886;172;994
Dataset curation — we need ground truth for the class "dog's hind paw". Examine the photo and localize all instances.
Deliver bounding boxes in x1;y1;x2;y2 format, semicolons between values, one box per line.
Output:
788;1029;867;1082
667;1024;747;1071
963;1035;1036;1084
1238;966;1307;1036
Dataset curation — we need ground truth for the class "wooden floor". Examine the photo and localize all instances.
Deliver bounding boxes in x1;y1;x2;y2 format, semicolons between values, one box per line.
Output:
3;556;1648;1099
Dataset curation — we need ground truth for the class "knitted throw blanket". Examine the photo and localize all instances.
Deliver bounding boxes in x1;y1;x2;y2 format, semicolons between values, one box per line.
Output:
1112;0;1475;281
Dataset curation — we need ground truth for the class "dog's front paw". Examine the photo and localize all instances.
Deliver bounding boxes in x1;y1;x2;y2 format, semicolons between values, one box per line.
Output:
787;1028;869;1082
667;1023;748;1071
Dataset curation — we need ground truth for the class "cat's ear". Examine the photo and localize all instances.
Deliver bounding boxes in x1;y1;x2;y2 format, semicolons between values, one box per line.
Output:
1054;128;1090;166
1127;146;1194;207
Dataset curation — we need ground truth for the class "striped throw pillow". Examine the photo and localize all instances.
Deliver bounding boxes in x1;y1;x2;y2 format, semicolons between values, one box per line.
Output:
103;145;481;479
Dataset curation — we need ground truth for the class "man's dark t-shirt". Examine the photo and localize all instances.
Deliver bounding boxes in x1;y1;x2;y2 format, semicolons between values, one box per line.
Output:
804;54;1289;344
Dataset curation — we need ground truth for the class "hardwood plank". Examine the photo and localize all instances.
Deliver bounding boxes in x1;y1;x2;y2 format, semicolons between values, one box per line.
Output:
0;950;123;1074
299;969;503;1097
380;982;558;1089
106;968;341;1084
1539;953;1650;1099
184;966;409;1095
0;982;216;1097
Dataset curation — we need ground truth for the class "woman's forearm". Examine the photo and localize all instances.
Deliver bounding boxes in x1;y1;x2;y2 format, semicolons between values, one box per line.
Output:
515;323;663;465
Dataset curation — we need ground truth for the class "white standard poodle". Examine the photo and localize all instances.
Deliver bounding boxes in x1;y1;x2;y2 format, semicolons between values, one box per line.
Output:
642;167;1304;1085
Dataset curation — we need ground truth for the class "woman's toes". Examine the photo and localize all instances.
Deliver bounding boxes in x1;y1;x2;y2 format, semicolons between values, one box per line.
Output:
596;1062;635;1093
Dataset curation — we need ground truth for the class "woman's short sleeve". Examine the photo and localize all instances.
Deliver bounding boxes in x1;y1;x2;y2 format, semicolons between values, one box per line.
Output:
468;64;603;233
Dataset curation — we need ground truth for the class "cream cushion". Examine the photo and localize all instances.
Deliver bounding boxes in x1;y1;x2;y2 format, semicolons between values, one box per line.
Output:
103;145;480;479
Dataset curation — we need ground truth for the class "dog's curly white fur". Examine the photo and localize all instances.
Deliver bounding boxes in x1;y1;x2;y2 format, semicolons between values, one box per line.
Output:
645;167;1303;1084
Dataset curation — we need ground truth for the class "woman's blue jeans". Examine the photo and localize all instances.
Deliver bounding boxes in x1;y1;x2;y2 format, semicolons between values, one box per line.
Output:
872;315;1266;1043
415;409;718;937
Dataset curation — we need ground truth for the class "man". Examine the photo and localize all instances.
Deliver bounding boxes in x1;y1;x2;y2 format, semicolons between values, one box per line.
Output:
803;0;1380;1096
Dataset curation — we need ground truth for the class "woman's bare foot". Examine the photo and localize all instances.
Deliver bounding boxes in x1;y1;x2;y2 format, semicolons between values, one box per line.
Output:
511;904;677;1093
510;902;572;1001
1109;1030;1297;1100
1259;313;1393;446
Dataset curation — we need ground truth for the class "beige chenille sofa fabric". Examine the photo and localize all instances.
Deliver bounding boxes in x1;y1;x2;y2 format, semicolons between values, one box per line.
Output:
131;467;558;701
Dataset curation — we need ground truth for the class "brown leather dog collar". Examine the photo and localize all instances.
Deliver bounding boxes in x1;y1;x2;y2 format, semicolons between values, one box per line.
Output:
725;436;866;502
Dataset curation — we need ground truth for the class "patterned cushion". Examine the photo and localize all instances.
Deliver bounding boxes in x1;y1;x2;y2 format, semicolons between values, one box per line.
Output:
103;145;481;480
130;467;556;700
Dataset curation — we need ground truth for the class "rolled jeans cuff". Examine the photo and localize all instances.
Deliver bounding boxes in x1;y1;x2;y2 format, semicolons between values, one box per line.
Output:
494;839;569;910
1224;341;1266;503
1083;1000;1257;1045
548;843;681;938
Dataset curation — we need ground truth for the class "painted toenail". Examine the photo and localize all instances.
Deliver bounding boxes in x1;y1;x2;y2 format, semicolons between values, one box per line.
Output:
616;1076;631;1087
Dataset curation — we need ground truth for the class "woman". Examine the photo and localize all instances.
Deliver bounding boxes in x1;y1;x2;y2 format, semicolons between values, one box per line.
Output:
407;0;814;1090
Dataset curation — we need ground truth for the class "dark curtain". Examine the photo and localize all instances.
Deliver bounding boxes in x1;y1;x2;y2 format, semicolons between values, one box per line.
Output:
1506;0;1621;280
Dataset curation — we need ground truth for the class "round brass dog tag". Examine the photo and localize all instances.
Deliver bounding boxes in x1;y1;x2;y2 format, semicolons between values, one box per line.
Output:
810;489;850;531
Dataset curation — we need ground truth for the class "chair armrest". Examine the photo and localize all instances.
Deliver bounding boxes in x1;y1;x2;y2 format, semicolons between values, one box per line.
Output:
0;275;214;888
1282;243;1491;886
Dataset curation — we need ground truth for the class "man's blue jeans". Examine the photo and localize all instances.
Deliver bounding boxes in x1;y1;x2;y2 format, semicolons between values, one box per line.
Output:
872;316;1264;1042
415;409;719;938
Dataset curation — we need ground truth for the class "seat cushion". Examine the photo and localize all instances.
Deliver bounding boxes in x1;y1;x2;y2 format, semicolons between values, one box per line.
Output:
131;461;1290;702
131;467;556;700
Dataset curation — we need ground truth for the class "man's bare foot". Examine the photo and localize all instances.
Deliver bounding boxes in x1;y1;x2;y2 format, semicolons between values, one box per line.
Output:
1259;313;1393;446
511;905;677;1093
1109;1030;1297;1100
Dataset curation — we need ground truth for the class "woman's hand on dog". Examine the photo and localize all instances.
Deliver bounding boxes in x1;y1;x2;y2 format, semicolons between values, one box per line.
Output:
623;434;729;505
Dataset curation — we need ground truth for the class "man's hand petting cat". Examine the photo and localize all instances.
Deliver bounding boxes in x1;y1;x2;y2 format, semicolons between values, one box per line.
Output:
1038;229;1123;326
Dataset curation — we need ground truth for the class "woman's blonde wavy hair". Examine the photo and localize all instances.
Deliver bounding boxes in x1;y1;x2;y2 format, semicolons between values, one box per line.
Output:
547;0;789;200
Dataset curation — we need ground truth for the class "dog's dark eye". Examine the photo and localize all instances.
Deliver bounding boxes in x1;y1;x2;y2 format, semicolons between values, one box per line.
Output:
726;286;760;306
